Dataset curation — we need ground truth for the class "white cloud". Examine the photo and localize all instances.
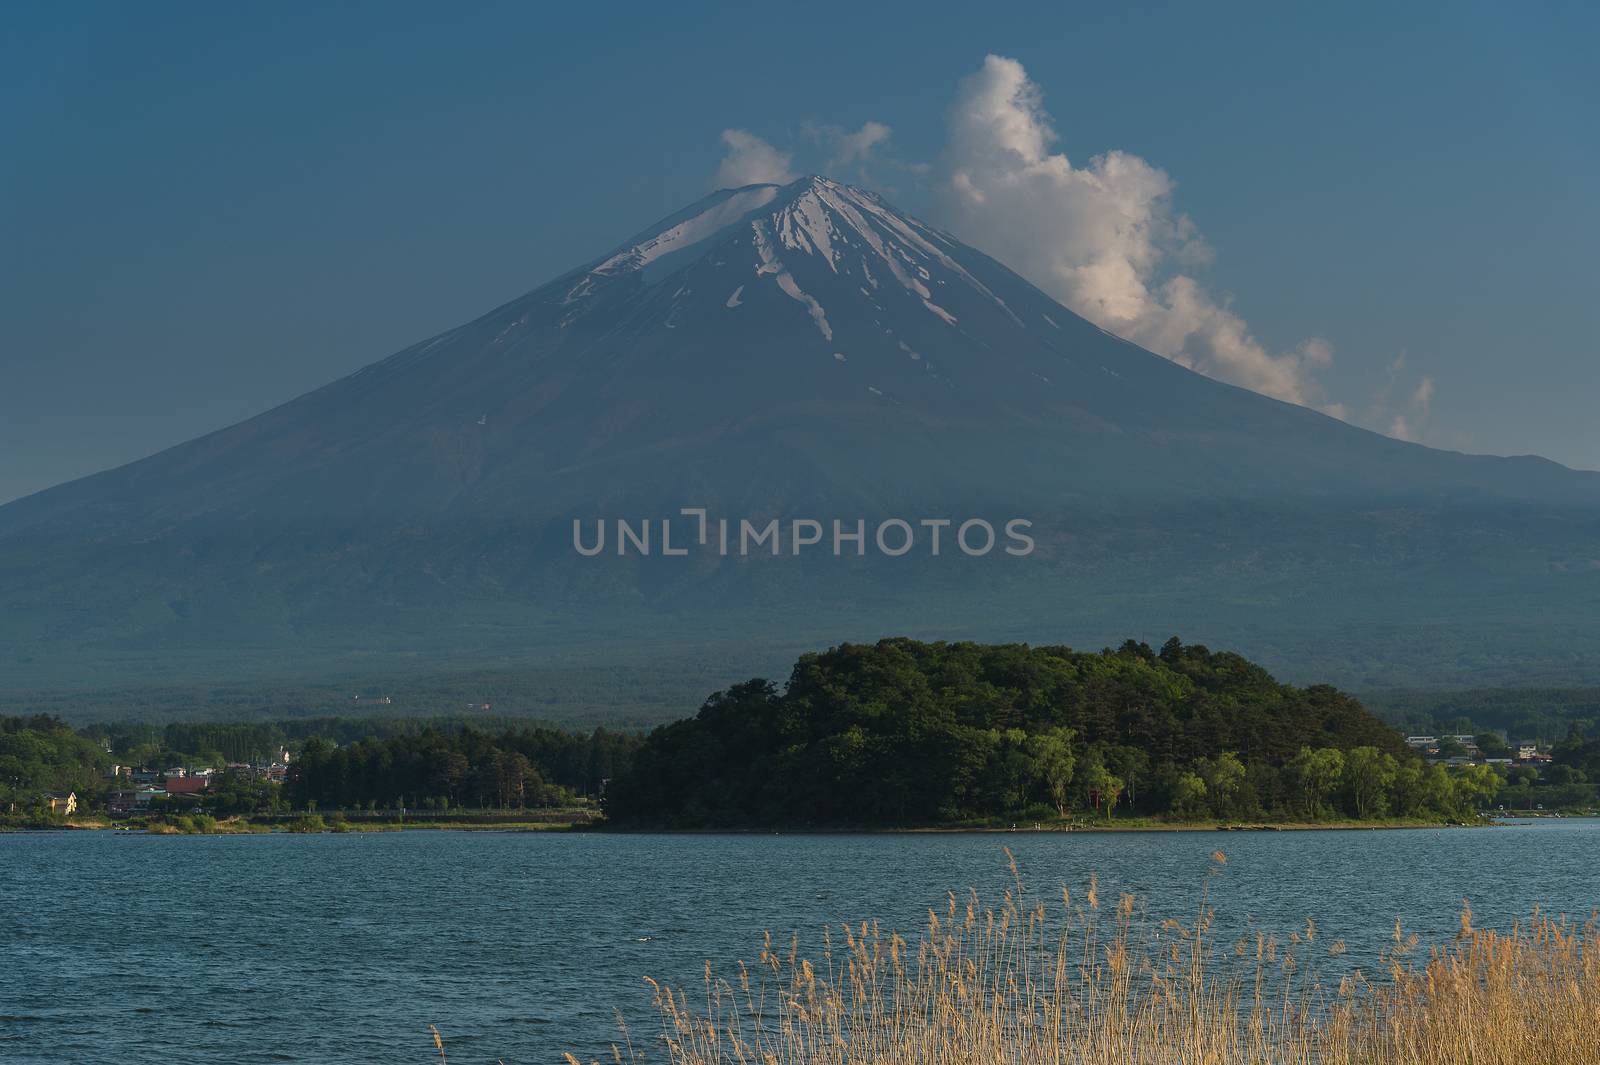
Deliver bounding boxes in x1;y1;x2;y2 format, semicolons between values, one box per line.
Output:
814;120;893;167
935;55;1337;411
1373;353;1436;442
800;120;924;195
712;129;796;189
706;57;1439;437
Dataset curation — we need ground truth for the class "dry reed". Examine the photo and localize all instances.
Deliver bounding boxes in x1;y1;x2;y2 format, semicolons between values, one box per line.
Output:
582;849;1598;1065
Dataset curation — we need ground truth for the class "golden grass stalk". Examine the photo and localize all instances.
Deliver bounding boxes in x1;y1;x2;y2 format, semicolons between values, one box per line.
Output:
602;851;1599;1065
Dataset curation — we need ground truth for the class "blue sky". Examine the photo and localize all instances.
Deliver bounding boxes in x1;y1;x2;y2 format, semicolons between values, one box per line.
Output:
2;0;1596;502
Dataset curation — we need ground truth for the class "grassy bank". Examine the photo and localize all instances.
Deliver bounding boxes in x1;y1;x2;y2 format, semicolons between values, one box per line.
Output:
0;808;595;834
6;811;1482;835
599;815;1480;834
895;814;1475;833
274;814;585;833
606;851;1599;1065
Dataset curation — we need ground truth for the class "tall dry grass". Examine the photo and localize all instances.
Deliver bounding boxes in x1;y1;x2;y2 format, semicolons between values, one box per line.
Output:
577;849;1599;1065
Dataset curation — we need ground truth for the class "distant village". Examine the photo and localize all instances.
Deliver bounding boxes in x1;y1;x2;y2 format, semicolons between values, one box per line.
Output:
100;748;292;815
1402;733;1551;766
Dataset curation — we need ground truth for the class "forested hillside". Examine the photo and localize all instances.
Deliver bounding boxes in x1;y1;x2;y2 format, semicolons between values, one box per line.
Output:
608;638;1494;826
0;715;111;809
286;726;639;810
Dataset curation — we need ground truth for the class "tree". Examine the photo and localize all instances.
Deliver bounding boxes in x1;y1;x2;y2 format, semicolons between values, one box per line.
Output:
502;752;536;808
1289;747;1345;819
1451;763;1500;813
1106;746;1151;810
1196;752;1247;819
1341;747;1397;819
472;751;506;808
1390;762;1427;817
1079;749;1123;819
1027;727;1076;816
432;751;469;805
1544;763;1587;787
1510;774;1537;810
1421;763;1460;817
1171;773;1208;819
1475;733;1510;759
983;729;1036;812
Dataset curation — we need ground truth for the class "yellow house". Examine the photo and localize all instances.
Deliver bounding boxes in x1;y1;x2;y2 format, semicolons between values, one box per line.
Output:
45;792;77;816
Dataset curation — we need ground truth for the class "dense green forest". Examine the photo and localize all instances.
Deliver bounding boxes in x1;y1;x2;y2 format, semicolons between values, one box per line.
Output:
0;713;638;816
0;715;109;809
74;715;635;777
608;638;1505;827
286;726;639;811
1503;726;1600;811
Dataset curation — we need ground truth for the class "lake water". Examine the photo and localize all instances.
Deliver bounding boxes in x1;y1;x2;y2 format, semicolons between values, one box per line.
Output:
3;820;1597;1064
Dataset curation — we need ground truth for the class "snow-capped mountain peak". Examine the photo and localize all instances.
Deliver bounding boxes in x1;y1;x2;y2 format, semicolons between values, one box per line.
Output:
559;176;1022;345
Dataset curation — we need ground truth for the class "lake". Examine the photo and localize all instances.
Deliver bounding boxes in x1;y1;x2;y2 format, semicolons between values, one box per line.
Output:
2;820;1597;1064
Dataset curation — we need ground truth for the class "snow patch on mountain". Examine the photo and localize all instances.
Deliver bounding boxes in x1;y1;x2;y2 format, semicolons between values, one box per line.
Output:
552;176;1045;350
791;178;1021;327
596;185;779;276
776;192;842;271
752;218;833;341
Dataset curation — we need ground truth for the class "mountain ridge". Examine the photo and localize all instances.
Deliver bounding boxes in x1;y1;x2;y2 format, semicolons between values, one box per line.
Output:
2;175;1598;695
6;176;1595;527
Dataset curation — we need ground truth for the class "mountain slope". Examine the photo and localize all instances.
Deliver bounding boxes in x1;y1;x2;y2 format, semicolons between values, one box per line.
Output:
2;176;1598;697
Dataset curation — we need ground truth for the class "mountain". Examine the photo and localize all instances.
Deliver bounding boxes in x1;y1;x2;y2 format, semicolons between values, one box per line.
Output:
3;176;1598;707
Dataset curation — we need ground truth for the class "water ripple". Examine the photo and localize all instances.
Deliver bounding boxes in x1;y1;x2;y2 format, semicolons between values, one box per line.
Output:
1;821;1597;1063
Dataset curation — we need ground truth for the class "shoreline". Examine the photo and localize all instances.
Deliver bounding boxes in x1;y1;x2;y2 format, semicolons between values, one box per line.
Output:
4;815;1506;835
10;813;1588;836
595;816;1489;835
